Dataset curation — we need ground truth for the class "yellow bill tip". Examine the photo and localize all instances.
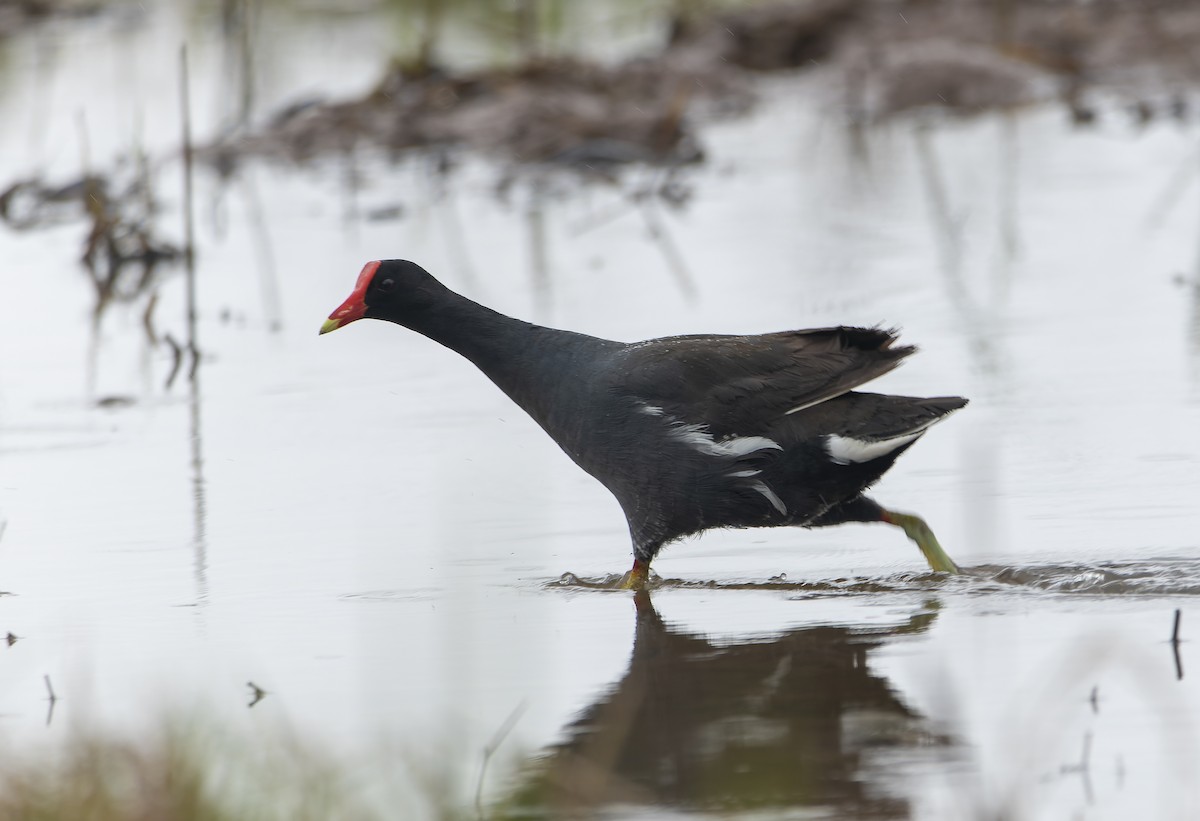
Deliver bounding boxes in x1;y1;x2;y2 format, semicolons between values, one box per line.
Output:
319;318;342;335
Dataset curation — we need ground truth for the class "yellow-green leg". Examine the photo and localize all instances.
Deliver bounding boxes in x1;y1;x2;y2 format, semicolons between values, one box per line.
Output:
617;558;650;590
881;509;961;574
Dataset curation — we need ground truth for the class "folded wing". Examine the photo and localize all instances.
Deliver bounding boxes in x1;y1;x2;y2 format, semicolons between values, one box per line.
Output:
618;326;915;437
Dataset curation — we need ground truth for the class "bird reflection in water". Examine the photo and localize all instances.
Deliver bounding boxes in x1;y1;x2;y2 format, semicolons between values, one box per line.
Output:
500;591;954;818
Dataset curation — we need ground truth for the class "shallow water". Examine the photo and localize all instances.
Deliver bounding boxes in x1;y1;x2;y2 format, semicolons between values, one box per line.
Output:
2;4;1200;819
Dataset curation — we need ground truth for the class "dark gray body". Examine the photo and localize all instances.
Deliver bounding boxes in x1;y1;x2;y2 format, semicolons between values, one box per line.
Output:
359;262;966;564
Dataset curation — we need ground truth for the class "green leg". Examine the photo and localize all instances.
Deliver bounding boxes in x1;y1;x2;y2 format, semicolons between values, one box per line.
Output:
881;510;961;574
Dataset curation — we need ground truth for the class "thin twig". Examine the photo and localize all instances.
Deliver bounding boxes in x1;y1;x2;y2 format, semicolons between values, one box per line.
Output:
569;196;637;236
1171;608;1184;681
246;681;267;708
163;333;184;390
475;700;528;819
188;341;201;381
639;200;698;301
239;168;283;332
180;44;199;378
44;674;58;727
1143;145;1199;231
142;290;159;347
436;181;479;291
913;126;967;299
527;181;550;321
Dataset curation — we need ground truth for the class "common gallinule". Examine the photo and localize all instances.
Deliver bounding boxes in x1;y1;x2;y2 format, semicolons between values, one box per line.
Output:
322;260;965;587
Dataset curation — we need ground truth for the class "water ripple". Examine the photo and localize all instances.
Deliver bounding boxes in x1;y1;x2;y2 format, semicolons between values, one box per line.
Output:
340;588;441;603
546;559;1200;597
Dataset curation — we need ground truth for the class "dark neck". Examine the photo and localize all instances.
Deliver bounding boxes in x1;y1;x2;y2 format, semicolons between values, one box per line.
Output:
390;285;615;421
395;286;540;371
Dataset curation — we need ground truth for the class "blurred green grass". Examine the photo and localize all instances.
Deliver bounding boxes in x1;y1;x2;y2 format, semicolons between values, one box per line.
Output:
0;717;498;821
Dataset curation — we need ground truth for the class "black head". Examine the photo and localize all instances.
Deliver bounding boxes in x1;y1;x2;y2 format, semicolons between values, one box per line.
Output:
320;259;446;334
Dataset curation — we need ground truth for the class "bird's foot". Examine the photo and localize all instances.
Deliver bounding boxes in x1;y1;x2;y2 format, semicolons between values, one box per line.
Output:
617;559;650;591
882;510;961;574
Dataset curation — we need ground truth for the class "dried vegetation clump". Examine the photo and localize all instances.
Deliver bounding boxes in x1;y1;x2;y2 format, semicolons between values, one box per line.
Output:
0;161;181;332
847;0;1200;120
213;0;1200;175
210;0;863;172
0;0;98;38
242;57;721;168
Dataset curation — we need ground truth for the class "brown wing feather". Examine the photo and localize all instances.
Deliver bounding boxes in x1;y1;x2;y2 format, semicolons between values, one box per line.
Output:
617;326;915;436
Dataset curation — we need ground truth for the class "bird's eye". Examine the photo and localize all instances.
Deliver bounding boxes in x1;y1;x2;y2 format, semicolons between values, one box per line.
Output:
377;278;396;293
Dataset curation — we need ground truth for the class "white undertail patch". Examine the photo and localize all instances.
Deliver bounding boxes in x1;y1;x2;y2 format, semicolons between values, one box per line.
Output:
825;432;921;465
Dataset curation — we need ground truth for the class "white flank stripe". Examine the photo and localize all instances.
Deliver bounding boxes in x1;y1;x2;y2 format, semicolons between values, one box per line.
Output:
751;481;788;515
669;423;782;459
721;435;783;458
784;395;834;415
825;432;921;465
785;384;868;415
727;469;761;478
638;404;665;416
